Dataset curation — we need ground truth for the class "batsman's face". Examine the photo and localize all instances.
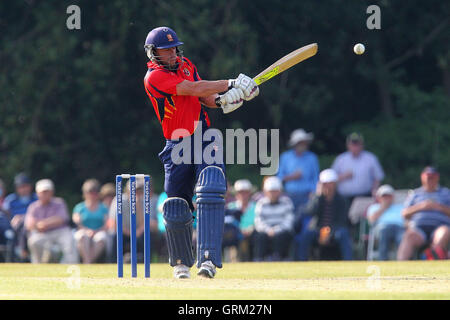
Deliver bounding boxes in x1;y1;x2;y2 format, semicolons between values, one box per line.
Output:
156;47;178;68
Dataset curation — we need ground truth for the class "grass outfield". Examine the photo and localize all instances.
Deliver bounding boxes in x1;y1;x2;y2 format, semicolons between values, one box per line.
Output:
0;261;449;299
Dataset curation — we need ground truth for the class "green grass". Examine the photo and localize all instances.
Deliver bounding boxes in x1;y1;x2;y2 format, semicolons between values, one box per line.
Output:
0;261;449;299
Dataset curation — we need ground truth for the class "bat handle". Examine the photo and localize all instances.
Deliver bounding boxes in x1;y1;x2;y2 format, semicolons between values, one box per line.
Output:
215;95;226;108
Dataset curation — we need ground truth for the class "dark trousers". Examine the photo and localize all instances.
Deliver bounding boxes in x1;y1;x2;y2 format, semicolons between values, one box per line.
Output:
253;230;292;261
158;121;225;213
295;227;353;261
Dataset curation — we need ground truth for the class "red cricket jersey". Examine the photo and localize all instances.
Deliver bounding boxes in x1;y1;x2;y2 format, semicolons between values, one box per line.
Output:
144;57;211;140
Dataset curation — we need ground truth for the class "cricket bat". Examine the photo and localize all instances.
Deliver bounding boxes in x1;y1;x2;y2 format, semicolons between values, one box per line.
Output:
253;43;318;85
218;43;317;107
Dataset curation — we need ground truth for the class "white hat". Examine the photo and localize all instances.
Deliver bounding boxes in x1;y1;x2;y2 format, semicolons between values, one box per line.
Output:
234;179;253;192
264;176;283;191
319;169;338;183
35;179;54;193
289;129;314;147
376;184;394;197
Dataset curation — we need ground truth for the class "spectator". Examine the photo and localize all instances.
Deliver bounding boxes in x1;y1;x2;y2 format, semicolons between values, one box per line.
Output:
278;129;319;217
0;208;14;262
295;169;353;261
25;179;77;263
222;207;243;262
367;185;405;260
109;178;160;262
254;176;294;261
0;178;5;208
225;180;236;205
397;167;450;260
2;173;38;261
332;132;384;203
99;183;116;209
226;179;257;261
72;179;109;264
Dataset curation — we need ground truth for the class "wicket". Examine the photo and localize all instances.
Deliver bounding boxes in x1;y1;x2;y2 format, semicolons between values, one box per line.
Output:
115;174;151;278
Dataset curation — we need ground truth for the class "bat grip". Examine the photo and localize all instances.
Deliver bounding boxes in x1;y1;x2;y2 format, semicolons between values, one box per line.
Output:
215;95;226;108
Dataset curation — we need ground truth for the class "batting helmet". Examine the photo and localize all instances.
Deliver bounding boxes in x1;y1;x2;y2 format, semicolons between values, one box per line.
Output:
144;27;184;69
144;27;184;49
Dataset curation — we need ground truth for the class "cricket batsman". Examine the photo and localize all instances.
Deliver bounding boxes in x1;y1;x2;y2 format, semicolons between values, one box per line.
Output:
143;27;259;278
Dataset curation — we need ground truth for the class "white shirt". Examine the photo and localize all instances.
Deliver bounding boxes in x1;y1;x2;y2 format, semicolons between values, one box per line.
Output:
332;150;384;196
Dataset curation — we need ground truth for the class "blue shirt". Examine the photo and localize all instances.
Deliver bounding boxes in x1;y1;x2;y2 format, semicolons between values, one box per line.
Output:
277;150;319;194
367;203;404;227
404;186;450;228
2;193;38;217
73;202;108;230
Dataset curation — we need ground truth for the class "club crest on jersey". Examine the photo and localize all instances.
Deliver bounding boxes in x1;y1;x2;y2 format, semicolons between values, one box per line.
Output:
183;68;190;76
167;34;174;42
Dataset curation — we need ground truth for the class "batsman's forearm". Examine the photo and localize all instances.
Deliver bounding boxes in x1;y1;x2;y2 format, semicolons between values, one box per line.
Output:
194;80;229;97
177;80;229;97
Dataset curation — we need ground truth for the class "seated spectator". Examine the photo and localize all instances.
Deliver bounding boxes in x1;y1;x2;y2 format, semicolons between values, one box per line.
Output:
99;183;116;210
24;179;77;263
72;179;109;264
398;167;450;260
254;176;294;261
0;208;14;261
222;208;243;262
0;178;5;208
227;179;257;261
367;185;405;260
2;173;38;262
296;169;353;261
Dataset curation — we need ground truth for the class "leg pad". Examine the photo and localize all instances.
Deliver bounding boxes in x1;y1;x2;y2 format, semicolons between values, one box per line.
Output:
163;197;195;267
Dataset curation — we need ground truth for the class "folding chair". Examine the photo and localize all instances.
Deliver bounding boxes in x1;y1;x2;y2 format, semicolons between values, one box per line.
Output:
348;196;375;259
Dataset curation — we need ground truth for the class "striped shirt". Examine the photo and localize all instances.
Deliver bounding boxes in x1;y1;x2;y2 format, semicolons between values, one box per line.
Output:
320;200;333;227
254;195;294;234
404;186;450;228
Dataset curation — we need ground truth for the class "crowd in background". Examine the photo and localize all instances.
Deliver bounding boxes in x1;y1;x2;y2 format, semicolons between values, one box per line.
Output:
0;130;449;264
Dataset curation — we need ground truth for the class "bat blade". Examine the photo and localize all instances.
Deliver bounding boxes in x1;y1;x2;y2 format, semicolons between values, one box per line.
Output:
253;43;318;85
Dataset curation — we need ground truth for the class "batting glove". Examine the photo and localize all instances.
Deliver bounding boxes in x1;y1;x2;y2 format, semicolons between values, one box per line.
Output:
229;73;259;101
216;88;245;114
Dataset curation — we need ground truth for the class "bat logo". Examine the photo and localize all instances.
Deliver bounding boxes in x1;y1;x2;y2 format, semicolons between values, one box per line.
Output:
256;67;279;84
